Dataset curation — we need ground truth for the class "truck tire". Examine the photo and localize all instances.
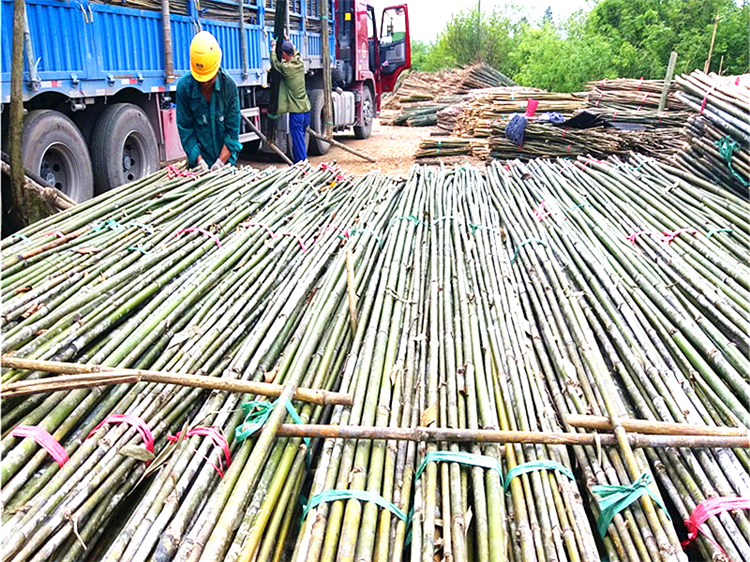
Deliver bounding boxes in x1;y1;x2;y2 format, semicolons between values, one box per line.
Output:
91;103;159;194
353;87;374;139
308;89;331;156
22;110;94;202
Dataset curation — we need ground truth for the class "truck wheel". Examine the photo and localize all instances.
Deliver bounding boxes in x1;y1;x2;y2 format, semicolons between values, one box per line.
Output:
353;87;374;139
22;110;94;202
308;90;331;156
91;103;159;194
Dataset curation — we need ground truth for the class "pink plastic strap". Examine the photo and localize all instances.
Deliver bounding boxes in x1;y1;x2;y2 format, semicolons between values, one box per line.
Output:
637;93;649;111
45;231;65;238
637;77;644;91
682;497;750;551
167;426;231;477
11;425;68;467
612;111;618;120
87;414;155;454
166;164;196;179
700;88;715;114
174;227;223;248
280;232;308;252
241;221;278;239
627;231;652;245
320;163;334;172
532;201;552;222
662;228;697;245
736;77;741;86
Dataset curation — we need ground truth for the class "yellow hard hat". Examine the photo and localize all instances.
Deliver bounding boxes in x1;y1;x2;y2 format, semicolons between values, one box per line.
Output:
190;31;221;82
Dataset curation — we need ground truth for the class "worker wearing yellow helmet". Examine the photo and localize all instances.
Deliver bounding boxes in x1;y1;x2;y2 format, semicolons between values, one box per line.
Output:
176;31;242;171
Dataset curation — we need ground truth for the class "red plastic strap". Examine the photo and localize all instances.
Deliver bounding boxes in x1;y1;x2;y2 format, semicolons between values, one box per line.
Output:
561;128;568;139
166;164;197;179
662;228;697;245
627;231;652;245
700;88;715;114
168;426;231;477
45;230;65;238
637;93;649;111
612;111;618;120
532;201;552;222
637;77;643;91
280;232;308;252
682;497;750;551
87;414;155;454
241;221;278;239
11;425;69;467
174;227;222;248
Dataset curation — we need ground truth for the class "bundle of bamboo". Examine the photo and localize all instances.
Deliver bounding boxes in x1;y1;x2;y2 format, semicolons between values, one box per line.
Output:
3;157;749;562
671;71;750;196
586;77;685;112
380;64;518;127
453;90;585;138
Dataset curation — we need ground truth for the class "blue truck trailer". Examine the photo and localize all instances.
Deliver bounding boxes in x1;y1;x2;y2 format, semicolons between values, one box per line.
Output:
1;0;410;201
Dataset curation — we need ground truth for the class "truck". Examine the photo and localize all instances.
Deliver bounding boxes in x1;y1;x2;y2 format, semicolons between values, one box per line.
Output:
0;0;411;202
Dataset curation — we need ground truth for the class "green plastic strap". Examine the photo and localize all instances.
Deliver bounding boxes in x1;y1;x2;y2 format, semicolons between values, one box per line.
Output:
414;451;504;487
469;223;483;235
715;136;750;186
510;238;548;265
706;228;733;239
11;233;31;243
592;473;670;537
432;215;457;224
349;228;383;248
93;219;122;232
267;113;280;121
128;222;154;232
235;397;310;455
397;215;423;225
504;460;575;493
127;246;149;255
302;489;407;522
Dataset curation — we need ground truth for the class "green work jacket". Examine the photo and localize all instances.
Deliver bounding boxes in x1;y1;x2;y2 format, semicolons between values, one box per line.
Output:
176;68;242;166
270;50;312;114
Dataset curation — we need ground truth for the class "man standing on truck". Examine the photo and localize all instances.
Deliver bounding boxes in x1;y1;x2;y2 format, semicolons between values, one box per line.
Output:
176;31;242;171
270;40;311;163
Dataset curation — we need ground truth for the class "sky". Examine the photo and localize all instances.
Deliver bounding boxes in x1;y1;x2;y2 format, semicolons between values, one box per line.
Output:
372;0;593;42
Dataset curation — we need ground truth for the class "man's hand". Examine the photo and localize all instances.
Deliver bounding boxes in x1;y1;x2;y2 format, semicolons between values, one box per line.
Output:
195;156;209;172
210;159;226;171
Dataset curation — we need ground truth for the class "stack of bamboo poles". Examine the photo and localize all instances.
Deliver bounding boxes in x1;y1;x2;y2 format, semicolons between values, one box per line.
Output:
380;64;518;127
453;90;584;138
492;154;750;562
672;70;750;196
1;162;401;562
586;77;685;112
3;157;750;562
89;0;189;17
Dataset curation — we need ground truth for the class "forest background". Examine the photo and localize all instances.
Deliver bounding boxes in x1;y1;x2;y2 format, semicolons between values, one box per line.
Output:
410;0;749;91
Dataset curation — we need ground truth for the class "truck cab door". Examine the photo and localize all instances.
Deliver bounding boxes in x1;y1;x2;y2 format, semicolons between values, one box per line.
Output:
378;5;410;93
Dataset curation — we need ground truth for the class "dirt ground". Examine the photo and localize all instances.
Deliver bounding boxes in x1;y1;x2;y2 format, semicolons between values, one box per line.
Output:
236;119;485;178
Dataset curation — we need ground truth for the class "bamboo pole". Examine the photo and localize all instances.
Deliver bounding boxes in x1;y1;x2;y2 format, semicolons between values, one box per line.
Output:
306;127;376;162
0;357;353;405
566;415;749;437
271;424;750;448
241;115;294;165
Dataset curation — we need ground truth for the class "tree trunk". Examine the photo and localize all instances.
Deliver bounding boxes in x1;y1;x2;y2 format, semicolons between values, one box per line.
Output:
7;0;57;229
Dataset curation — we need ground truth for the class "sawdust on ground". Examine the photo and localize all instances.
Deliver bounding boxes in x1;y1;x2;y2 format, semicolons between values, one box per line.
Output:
236;119;485;178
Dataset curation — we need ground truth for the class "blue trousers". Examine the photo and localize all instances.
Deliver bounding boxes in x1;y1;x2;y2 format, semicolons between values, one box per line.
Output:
289;111;311;163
